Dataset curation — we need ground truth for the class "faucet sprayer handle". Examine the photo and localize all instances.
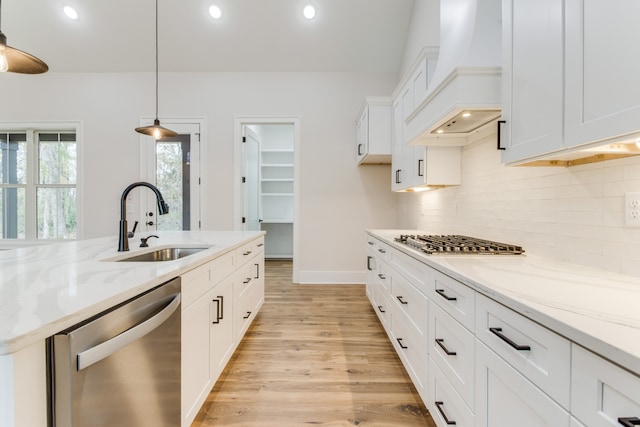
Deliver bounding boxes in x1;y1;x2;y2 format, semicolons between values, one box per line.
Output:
158;201;170;215
127;221;139;238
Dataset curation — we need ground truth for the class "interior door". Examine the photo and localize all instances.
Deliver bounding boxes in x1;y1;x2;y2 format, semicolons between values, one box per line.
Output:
242;126;261;231
140;121;201;232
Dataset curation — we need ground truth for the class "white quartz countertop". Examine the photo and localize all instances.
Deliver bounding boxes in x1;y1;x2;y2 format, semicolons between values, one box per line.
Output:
0;230;264;355
368;230;640;376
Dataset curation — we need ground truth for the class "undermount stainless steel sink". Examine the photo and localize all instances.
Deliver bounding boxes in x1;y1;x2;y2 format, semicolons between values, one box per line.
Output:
115;247;209;262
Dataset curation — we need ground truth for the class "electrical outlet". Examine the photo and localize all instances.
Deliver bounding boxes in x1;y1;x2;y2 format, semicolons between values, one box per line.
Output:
625;192;640;227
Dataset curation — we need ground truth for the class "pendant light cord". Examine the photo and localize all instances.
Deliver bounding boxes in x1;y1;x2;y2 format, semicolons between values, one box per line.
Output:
155;0;159;120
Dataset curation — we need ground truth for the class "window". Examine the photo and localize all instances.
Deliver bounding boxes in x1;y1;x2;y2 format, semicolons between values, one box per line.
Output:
0;129;77;239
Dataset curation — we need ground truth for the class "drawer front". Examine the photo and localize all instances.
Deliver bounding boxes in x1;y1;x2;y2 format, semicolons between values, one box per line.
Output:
389;247;431;290
475;340;570;427
390;271;429;337
234;292;254;340
429;301;475;410
234;261;257;299
374;241;392;262
431;269;475;332
236;237;262;266
429;358;475;427
390;308;428;393
571;345;640;427
476;293;571;409
374;287;391;329
375;260;391;292
210;251;235;285
181;262;211;308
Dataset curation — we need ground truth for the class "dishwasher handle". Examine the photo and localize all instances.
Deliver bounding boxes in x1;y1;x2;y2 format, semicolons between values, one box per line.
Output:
76;293;181;371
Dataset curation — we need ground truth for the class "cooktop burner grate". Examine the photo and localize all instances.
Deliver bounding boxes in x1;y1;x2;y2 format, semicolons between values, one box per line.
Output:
394;234;524;255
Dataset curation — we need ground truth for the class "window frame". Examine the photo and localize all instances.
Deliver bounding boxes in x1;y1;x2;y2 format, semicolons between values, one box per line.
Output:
0;122;82;244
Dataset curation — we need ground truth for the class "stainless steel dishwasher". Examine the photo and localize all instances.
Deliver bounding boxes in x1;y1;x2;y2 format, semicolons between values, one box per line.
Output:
48;277;181;427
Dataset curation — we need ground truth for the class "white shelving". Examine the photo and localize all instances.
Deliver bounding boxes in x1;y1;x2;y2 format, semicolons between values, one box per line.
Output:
259;149;293;258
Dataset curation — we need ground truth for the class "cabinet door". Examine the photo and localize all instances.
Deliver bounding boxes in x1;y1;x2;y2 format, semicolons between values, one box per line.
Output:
181;293;213;426
501;0;564;164
475;341;570;427
571;344;640;427
356;106;368;164
210;279;234;382
564;0;640;147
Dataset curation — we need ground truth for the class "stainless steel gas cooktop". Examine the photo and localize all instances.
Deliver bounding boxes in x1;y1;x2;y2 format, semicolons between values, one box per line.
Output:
394;234;525;255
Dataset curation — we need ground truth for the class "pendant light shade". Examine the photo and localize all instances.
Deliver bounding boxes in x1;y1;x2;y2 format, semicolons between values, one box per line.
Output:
135;0;176;139
0;0;48;74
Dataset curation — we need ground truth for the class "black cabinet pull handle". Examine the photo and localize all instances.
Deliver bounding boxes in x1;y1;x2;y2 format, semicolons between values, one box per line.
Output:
396;338;408;349
497;120;506;150
490;327;531;351
243;277;252;284
211;295;224;324
254;263;260;279
378;248;386;254
619;417;640;427
367;241;374;245
358;143;364;156
367;256;374;271
378;273;386;280
435;401;456;425
378;305;385;313
418;159;424;177
395;169;402;184
243;311;252;319
396;296;408;305
257;243;264;247
435;338;457;356
436;288;457;301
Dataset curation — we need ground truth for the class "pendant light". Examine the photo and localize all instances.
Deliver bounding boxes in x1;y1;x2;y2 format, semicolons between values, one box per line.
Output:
135;0;177;139
0;0;48;74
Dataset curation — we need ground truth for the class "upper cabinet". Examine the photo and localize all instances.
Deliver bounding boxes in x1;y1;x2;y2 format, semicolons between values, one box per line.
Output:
500;0;564;164
501;0;640;165
355;97;392;165
564;0;640;147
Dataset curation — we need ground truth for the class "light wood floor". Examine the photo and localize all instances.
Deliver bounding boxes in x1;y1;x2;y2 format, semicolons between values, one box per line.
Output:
192;260;435;426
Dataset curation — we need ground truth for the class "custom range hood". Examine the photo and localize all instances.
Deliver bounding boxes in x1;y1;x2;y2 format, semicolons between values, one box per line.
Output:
406;0;502;146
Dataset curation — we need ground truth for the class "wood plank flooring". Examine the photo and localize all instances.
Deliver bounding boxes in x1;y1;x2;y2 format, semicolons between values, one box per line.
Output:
192;260;435;426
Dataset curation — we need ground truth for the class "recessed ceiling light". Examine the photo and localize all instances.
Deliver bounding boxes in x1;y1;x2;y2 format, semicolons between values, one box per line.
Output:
63;6;78;20
462;112;471;118
303;5;316;20
436;129;444;134
209;5;222;19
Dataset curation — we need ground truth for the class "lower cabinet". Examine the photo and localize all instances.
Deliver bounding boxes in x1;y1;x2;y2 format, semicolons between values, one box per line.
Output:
365;233;640;427
475;341;570;427
181;236;264;427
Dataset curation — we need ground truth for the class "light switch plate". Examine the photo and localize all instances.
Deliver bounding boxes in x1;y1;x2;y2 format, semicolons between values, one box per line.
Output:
625;192;640;227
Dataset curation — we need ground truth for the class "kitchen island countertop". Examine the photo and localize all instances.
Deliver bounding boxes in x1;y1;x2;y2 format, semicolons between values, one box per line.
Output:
0;230;264;356
369;229;640;376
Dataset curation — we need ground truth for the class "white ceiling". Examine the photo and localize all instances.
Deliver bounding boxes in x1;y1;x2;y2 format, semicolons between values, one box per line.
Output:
1;0;416;73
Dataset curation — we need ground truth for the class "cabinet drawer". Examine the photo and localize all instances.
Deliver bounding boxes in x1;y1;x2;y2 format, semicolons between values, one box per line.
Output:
374;287;391;329
234;261;258;299
181;263;211;308
431;269;475;332
390;271;429;337
389;247;431;290
390;308;428;393
234;292;254;340
210;251;235;286
429;301;475;410
571;345;640;427
374;241;392;262
236;237;263;266
475;340;570;427
375;260;391;292
429;358;474;427
476;293;571;409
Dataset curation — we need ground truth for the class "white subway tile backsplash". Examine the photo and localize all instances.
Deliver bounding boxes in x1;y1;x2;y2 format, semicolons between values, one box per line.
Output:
398;135;640;278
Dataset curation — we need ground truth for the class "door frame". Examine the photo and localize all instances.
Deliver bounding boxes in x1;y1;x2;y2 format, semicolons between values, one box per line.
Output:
139;117;205;231
233;117;301;283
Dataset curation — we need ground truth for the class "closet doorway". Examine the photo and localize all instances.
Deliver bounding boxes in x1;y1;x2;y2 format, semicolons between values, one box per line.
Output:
234;118;300;282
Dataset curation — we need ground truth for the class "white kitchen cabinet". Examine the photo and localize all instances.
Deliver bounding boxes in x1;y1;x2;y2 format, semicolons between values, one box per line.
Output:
428;358;475;427
475;340;570;427
571;344;640;427
564;0;640;148
355;97;392;165
476;293;571;409
181;236;264;427
500;0;564;164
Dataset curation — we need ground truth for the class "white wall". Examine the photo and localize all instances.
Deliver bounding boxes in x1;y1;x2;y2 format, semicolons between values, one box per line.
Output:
0;71;398;283
397;132;640;278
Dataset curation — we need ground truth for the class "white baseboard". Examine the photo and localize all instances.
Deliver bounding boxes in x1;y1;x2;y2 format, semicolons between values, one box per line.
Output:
295;270;365;285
